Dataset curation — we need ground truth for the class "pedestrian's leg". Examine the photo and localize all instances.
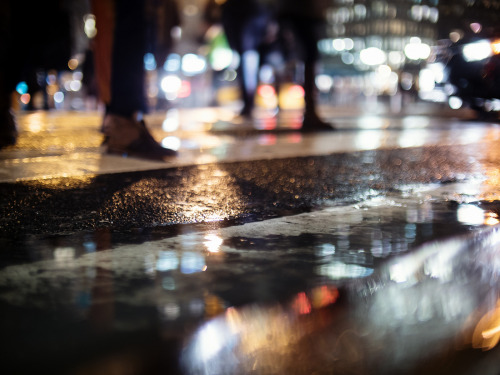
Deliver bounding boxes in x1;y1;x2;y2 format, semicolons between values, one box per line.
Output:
0;88;17;149
0;61;17;149
0;1;18;148
301;58;334;131
239;49;260;117
108;0;147;117
92;0;177;159
293;19;334;132
302;59;333;131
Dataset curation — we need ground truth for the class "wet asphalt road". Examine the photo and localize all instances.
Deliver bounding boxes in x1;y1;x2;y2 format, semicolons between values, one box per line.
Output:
0;144;482;237
2;106;500;375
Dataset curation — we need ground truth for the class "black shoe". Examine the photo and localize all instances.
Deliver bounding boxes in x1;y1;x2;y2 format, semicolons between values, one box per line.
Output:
103;114;177;160
126;121;178;159
300;112;335;133
0;110;18;149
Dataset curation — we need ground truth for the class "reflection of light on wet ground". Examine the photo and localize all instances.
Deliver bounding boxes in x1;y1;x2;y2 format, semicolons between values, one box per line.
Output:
291;292;311;314
157;250;179;272
257;134;277;146
3;193;500;373
401;116;431;128
162;109;180;132
161;136;181;150
315;243;336;257
23;174;96;188
457;204;486;225
195;318;234;362
311;285;339;309
473;301;500;351
358;115;390;129
355;130;382;149
317;261;373;280
457;204;500;226
485;212;500;226
388;238;464;284
162;276;176;291
181;252;205;274
457;126;488;144
193;154;218;164
25;112;46;133
397;129;427;148
183;285;341;375
54;246;76;264
116;166;246;224
6;110;500;187
162;302;181;320
254;116;278;131
204;233;223;253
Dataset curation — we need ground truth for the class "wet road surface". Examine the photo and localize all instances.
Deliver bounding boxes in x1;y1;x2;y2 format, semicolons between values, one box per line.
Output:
1;105;500;374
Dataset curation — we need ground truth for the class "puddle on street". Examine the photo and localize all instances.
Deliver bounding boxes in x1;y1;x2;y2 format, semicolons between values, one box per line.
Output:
1;197;500;374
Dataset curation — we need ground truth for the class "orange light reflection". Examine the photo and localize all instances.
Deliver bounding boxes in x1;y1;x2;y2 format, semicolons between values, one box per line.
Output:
472;301;500;351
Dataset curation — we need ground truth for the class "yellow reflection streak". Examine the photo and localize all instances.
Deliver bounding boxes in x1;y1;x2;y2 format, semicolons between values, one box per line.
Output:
482;325;500;340
26;115;44;133
25;175;95;189
117;166;245;224
472;301;500;351
485;212;500;226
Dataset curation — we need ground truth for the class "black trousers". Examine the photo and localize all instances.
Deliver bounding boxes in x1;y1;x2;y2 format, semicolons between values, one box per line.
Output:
107;0;148;117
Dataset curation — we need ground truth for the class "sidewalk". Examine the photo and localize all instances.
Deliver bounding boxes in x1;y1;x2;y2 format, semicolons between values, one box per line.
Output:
0;102;484;182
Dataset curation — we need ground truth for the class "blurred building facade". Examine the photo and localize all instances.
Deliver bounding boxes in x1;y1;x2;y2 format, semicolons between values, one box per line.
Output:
317;0;500;98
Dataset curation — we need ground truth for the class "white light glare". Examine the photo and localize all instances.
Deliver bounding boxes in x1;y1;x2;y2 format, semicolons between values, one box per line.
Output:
457;204;484;225
404;37;431;60
161;75;182;94
195;321;230;362
448;96;463;110
333;38;345;51
163;109;180;132
316;74;333;92
210;48;233;71
317;261;373;280
462;40;492;62
419;68;436;92
161;136;181;151
204;234;223;253
360;47;386;65
54;91;64;104
83;14;97;38
182;54;207;75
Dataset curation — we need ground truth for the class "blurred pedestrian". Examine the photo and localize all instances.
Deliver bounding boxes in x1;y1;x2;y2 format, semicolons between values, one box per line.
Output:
91;0;177;159
276;0;334;131
205;0;334;131
218;0;273;118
